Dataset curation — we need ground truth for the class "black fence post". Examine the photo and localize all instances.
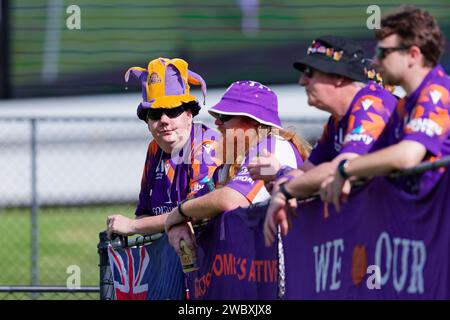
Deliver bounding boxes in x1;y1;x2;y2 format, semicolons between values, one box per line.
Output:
0;0;10;99
98;231;115;300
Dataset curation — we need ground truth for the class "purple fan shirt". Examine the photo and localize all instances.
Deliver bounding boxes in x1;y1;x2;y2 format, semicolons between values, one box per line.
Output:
378;65;450;194
135;123;221;216
308;81;398;165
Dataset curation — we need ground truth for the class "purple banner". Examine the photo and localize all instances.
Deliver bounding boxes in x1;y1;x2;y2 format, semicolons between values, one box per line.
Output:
188;171;450;299
186;204;278;300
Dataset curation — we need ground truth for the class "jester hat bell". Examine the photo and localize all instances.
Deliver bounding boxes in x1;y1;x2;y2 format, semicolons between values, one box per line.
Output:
125;57;207;121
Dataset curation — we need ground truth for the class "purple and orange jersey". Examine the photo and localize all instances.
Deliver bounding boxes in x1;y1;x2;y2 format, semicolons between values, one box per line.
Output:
220;134;304;204
381;65;450;193
308;81;398;165
135;123;221;216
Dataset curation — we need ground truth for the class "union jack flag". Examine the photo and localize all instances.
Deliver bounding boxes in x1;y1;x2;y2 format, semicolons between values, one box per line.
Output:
107;234;185;300
108;245;149;300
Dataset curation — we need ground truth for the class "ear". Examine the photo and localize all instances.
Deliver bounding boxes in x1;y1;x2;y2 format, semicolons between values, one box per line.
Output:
334;75;348;87
184;108;193;120
408;45;423;66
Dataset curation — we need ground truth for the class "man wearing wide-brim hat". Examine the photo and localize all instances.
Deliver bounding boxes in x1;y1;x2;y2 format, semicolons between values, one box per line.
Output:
322;6;450;209
261;35;398;247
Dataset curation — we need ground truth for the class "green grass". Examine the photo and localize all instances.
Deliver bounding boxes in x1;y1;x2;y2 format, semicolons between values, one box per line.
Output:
0;204;135;287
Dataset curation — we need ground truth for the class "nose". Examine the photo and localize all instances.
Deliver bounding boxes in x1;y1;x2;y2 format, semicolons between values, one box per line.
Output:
214;118;222;126
159;112;170;123
299;74;309;87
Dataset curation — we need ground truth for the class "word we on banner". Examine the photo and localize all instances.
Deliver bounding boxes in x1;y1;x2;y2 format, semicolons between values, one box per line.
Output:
187;171;450;299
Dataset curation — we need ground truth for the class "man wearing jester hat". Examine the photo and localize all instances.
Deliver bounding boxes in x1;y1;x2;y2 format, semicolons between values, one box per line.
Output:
106;58;221;293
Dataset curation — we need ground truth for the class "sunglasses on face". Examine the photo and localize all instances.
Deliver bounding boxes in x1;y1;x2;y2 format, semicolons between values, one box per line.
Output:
303;66;316;78
214;113;234;123
146;107;185;121
375;46;410;60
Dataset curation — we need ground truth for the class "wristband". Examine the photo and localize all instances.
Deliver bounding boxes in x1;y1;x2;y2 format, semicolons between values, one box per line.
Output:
178;200;192;221
337;159;350;180
279;182;295;200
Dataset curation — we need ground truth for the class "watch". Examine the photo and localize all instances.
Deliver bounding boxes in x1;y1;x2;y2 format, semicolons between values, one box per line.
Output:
279;182;295;200
337;159;350;180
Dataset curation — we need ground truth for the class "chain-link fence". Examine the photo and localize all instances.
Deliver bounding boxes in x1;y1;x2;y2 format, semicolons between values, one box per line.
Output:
0;116;322;299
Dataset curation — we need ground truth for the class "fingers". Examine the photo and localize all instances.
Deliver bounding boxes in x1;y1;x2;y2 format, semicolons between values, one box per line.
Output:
332;190;341;212
106;215;117;239
167;223;197;256
280;214;289;236
320;180;329;202
264;206;276;247
341;180;352;204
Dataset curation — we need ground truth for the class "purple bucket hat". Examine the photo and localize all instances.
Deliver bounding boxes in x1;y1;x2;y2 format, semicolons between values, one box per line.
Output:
208;81;282;129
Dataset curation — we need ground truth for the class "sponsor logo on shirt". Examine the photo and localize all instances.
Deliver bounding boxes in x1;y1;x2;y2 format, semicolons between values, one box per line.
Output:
155;159;165;180
344;125;374;145
233;167;255;184
406;118;443;137
344;134;374;145
190;182;205;193
152;205;176;215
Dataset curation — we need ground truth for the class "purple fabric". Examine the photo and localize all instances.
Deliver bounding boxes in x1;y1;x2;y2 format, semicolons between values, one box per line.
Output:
187;171;450;299
376;65;450;195
188;70;207;104
209;81;282;128
135;123;220;217
284;173;450;299
308;82;397;165
164;64;185;96
124;68;149;102
186;204;278;300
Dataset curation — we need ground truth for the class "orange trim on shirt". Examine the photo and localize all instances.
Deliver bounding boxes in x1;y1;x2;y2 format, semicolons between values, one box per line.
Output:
245;180;265;203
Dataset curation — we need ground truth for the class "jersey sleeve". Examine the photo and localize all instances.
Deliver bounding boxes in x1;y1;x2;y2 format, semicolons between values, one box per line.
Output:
403;84;450;156
341;90;397;155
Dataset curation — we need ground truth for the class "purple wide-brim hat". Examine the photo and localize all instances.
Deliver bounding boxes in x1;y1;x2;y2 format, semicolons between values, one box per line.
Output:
209;80;282;129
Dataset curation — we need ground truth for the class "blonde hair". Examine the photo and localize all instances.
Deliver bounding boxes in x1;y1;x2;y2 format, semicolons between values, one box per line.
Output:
217;122;311;186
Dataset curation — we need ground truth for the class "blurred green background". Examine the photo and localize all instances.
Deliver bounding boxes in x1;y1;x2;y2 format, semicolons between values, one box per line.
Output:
8;0;450;97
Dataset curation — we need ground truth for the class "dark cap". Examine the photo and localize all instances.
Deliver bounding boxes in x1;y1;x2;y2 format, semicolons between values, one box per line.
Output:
293;35;367;82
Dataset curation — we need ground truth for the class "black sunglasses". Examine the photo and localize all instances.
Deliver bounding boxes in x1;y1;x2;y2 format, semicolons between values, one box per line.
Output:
214;113;234;123
146;107;185;121
303;66;315;78
375;46;410;60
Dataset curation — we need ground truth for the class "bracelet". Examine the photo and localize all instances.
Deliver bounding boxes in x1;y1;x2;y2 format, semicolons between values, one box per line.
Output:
337;159;350;180
178;200;192;221
279;182;295;200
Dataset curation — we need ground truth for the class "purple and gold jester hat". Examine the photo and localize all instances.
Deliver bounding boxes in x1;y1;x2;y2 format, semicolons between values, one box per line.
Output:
125;57;207;121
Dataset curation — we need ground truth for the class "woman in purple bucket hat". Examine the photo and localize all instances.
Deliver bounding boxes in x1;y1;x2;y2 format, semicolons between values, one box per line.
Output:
164;80;311;254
